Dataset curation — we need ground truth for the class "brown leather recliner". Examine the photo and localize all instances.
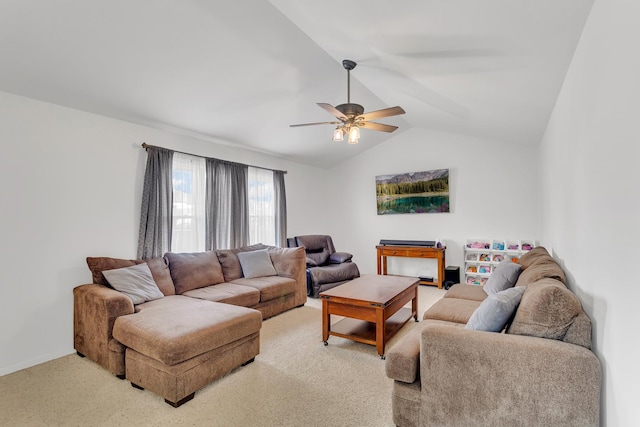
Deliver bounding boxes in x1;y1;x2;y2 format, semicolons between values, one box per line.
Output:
287;235;360;298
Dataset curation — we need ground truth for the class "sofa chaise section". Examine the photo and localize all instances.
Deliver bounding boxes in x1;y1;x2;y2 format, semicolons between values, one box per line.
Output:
113;296;261;407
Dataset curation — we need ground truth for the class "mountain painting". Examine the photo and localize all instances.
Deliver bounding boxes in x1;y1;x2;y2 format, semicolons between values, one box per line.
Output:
376;169;450;215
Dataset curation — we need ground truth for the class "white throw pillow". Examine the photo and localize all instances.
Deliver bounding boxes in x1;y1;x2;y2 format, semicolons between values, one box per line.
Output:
102;263;164;305
237;249;277;279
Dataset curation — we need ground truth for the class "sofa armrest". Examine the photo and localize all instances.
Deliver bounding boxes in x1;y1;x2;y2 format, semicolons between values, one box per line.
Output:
419;324;601;426
385;326;422;383
268;246;307;307
329;251;353;264
73;284;134;374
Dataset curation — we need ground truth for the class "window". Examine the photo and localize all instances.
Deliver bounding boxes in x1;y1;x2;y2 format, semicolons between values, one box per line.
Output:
138;145;286;258
171;158;276;251
248;167;275;246
171;153;206;253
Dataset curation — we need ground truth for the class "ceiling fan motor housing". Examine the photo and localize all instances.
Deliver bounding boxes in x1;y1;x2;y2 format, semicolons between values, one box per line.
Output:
336;103;364;117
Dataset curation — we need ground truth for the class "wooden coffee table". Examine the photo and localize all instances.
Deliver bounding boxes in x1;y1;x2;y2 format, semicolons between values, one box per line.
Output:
320;274;419;359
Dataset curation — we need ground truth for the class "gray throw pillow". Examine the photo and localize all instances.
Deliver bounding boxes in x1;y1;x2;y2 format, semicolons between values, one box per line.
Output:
465;286;526;332
102;263;164;305
483;260;523;295
237;249;277;279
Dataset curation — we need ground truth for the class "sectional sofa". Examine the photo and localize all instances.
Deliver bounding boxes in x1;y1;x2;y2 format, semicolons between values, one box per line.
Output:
73;244;306;406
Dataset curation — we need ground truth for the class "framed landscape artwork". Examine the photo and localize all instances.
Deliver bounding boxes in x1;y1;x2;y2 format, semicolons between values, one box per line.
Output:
376;169;450;215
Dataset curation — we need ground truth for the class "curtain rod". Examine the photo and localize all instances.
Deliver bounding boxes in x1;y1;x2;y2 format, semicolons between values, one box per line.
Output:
141;143;287;174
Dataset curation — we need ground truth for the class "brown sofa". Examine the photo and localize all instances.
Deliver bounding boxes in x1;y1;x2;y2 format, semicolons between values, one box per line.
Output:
74;244;306;406
385;247;601;427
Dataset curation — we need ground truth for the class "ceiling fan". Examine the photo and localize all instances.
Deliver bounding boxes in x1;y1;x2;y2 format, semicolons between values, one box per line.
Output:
290;59;406;144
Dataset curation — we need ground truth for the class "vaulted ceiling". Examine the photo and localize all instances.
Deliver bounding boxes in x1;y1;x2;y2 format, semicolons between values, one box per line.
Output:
0;0;594;168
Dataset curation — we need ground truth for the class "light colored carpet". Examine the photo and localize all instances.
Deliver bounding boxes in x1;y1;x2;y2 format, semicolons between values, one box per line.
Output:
0;285;445;427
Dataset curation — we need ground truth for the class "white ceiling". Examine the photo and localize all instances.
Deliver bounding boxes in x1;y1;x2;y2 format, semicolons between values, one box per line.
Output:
0;0;594;168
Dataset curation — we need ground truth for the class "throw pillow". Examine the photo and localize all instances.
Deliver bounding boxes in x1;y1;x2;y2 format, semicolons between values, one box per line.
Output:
216;243;268;282
102;263;164;305
237;249;277;279
483;261;522;295
86;256;140;286
465;286;526;332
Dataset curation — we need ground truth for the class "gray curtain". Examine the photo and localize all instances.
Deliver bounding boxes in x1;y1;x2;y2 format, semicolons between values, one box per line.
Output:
137;146;173;259
273;170;287;247
206;159;249;250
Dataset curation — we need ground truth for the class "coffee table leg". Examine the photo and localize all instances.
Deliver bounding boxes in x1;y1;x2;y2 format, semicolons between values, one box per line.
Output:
413;288;419;322
376;307;385;359
322;298;330;345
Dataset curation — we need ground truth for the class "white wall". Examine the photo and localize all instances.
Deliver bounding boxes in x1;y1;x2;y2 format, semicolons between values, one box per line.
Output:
539;1;640;425
325;127;541;280
0;91;326;375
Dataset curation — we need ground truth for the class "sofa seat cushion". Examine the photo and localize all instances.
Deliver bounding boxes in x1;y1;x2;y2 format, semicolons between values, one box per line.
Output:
182;283;260;307
423;298;481;324
113;296;262;366
231;276;296;302
443;284;487;302
507;278;581;341
308;262;360;286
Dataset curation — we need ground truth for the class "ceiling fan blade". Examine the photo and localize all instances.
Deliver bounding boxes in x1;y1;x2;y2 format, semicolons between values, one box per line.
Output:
359;106;406;121
289;121;341;128
359;121;399;133
317;103;347;120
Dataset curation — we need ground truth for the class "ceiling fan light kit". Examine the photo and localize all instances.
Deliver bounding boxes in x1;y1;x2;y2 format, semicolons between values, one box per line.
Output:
291;59;405;144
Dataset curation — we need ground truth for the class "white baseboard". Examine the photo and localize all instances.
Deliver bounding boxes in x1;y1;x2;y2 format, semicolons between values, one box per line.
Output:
0;349;75;377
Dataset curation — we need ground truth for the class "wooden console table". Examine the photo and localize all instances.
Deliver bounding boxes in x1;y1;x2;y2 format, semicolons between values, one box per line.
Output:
376;245;446;289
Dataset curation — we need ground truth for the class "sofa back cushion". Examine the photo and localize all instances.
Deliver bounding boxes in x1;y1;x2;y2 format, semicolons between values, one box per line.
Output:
215;243;267;282
295;235;334;267
165;251;224;294
515;246;566;287
517;246;552;269
144;257;176;296
507;278;583;344
86;256;175;296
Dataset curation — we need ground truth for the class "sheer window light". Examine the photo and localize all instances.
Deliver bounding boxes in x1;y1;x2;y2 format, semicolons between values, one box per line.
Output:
171;153;206;252
248;167;276;246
